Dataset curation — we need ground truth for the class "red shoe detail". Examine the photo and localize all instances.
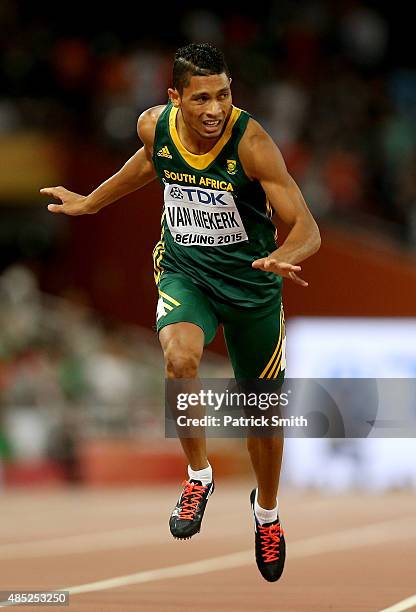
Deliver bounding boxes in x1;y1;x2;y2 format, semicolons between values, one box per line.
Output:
258;523;284;563
178;481;208;520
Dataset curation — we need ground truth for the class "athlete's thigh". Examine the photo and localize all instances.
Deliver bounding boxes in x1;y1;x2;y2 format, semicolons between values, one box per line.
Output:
222;301;286;382
156;272;218;346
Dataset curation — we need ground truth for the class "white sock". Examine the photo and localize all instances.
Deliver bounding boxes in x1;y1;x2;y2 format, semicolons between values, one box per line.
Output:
188;463;212;486
254;489;278;525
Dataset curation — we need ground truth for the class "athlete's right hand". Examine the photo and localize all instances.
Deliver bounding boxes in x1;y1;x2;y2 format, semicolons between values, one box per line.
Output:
40;186;92;215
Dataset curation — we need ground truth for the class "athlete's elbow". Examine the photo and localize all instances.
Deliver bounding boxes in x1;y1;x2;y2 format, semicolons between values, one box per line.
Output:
309;223;321;255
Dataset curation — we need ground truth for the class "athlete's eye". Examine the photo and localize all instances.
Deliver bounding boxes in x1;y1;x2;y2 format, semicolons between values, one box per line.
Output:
218;93;229;100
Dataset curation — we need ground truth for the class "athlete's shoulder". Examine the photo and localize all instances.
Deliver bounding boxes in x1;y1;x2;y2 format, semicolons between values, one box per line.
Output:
239;118;285;181
137;105;167;147
240;117;273;149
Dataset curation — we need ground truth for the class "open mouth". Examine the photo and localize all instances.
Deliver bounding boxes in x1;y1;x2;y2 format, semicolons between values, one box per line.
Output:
202;119;222;131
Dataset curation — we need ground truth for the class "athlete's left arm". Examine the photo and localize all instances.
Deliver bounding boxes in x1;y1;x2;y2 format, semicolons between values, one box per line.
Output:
239;119;321;286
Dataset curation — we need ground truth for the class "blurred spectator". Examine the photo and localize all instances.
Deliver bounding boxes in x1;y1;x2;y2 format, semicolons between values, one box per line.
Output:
0;263;228;468
0;263;163;460
339;4;388;67
45;410;82;483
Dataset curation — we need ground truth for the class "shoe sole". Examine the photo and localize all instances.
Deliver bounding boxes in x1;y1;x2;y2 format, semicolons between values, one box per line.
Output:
172;532;199;541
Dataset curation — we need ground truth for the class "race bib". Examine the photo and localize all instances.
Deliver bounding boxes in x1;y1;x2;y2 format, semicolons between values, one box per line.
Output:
163;183;248;247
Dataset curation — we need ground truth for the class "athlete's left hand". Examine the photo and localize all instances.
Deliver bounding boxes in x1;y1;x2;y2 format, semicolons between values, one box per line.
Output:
251;258;308;286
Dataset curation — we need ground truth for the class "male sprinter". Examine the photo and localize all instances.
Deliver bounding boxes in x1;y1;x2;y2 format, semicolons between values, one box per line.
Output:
41;43;320;582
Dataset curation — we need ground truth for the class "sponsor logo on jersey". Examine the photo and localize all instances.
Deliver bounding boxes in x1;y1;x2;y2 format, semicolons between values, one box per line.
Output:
157;146;173;159
226;159;237;174
169;185;229;206
163;182;248;247
169;186;184;199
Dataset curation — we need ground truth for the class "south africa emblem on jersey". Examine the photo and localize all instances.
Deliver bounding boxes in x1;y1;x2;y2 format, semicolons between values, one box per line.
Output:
226;159;237;175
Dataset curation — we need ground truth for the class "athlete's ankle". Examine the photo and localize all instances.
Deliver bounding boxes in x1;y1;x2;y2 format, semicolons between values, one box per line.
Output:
188;463;212;486
255;488;278;524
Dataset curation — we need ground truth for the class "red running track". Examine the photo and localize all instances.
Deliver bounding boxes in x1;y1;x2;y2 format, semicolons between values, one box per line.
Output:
0;482;414;611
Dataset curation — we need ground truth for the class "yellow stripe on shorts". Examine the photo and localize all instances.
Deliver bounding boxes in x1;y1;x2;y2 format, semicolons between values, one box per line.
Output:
259;305;284;379
153;240;165;284
159;290;181;307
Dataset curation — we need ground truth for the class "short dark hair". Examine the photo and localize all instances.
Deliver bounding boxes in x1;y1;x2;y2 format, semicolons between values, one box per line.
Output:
172;43;230;93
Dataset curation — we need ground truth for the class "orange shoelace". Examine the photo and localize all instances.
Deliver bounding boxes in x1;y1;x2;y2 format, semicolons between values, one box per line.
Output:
259;523;283;563
178;481;207;520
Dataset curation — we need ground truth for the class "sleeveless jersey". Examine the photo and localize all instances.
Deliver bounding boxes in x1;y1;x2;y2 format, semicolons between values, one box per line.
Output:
152;102;281;307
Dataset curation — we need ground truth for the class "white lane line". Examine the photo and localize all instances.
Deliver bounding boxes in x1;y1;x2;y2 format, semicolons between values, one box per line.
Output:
1;516;415;607
379;594;416;612
60;517;416;597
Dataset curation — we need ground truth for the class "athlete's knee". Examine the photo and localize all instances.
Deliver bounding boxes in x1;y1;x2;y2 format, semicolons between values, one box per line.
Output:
164;344;201;378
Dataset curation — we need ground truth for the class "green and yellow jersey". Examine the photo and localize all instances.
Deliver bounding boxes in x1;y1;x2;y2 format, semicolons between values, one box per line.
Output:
152;102;281;308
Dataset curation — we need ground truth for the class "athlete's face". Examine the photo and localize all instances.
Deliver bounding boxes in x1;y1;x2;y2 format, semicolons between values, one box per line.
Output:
170;73;232;140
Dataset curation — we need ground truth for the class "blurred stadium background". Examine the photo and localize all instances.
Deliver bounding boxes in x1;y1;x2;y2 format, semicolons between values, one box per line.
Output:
2;3;416;610
1;0;416;493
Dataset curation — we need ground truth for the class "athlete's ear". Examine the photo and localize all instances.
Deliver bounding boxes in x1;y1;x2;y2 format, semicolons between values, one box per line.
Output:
168;88;180;107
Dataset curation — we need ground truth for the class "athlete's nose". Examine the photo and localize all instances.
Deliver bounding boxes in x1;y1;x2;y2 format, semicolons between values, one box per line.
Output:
205;99;222;118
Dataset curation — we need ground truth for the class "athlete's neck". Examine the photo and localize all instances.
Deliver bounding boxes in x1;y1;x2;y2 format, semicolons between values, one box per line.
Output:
176;109;229;155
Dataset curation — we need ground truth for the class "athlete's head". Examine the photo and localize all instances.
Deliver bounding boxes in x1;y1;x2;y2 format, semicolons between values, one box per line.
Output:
169;43;232;140
172;43;230;93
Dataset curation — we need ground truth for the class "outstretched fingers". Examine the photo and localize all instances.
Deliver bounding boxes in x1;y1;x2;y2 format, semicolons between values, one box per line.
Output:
251;258;308;286
47;204;64;213
288;271;308;287
40;186;66;213
252;257;269;271
40;186;65;199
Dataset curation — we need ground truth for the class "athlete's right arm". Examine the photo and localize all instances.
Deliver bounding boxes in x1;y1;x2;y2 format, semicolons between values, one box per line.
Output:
40;106;165;215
